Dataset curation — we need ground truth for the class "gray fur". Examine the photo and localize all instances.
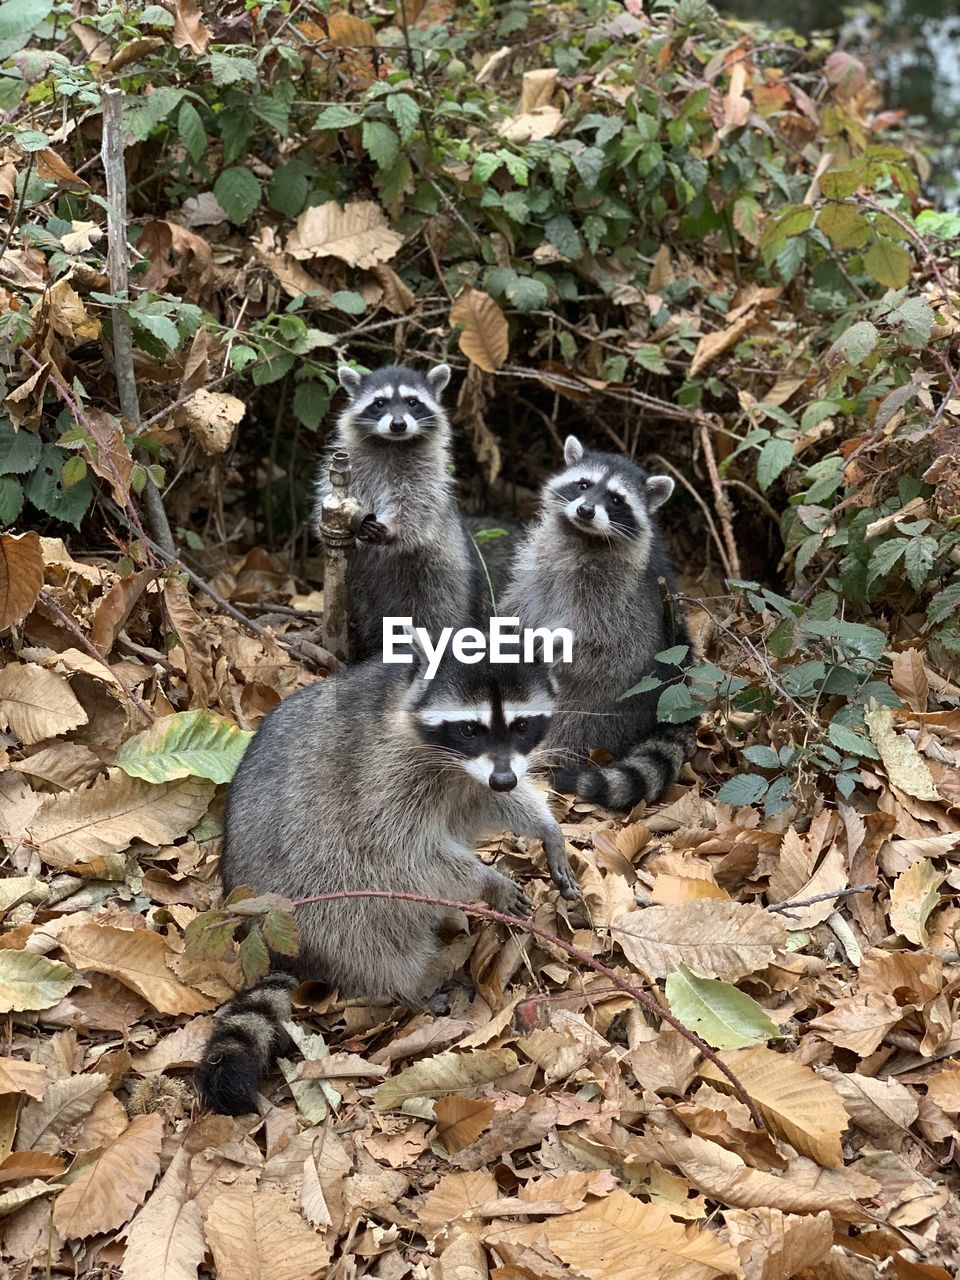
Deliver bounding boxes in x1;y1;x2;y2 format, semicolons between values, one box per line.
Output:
313;362;483;658
502;436;696;811
196;651;578;1113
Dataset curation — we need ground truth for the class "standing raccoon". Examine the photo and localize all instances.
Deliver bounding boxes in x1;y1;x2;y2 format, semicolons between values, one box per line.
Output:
502;435;695;811
195;644;579;1115
313;363;484;659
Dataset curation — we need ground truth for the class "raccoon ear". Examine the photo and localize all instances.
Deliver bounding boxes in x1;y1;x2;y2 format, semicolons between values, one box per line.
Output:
338;366;362;400
426;363;451;395
646;475;675;511
564;435;584;466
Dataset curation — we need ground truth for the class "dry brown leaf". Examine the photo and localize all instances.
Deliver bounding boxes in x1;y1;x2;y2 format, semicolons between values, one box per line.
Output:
419;1170;498;1240
29;768;214;866
435;1096;495;1154
375;1049;519;1109
865;700;939;801
0;662;88;744
52;1112;162;1240
888;859;943;945
325;13;377;45
858;947;942;1007
120;1145;205;1280
0;162;17;210
132;1016;215;1074
287;200;403;268
923;1063;960;1113
178;389;246;453
368;263;415;314
0;1152;66;1184
58;922;215;1015
724;1206;832;1280
36;148;88;190
431;1227;488;1280
497;106;564;143
891;649;929;713
16;1073;110;1154
689;313;755;378
545;1188;739;1280
171;0;212;52
0;532;43;633
806;992;901;1056
700;1047;849;1167
0;1058;47;1100
204;1187;331;1279
450;288;509;373
820;1066;918;1145
613;900;787;981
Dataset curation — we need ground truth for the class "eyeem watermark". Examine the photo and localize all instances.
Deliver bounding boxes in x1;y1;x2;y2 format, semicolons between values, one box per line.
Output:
383;616;574;680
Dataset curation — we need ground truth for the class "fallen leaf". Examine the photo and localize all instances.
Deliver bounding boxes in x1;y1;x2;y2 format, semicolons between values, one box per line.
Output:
923;1063;960;1113
29;768;215;866
450;288;510;372
16;1074;110;1153
821;1066;918;1146
325;13;377;45
203;1187;331;1280
171;0;212;53
700;1047;849;1167
178;389;246;453
545;1189;739;1280
419;1170;498;1240
376;1049;519;1110
435;1096;496;1155
35;148;88;190
53;1113;162;1240
889;859;943;945
287;200;403;268
120;1145;205;1280
116;710;253;784
0;952;75;1014
0;532;43;632
865;699;940;801
613;900;787;981
724;1206;832;1280
0;1059;47;1100
58;922;215;1015
0;662;88;744
806;992;901;1056
891;649;929;713
0;1152;65;1184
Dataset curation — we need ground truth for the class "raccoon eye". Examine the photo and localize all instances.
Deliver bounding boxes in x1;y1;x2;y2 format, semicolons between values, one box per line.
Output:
609;494;623;506
373;397;386;410
459;723;478;738
406;397;419;408
512;718;529;734
578;480;590;491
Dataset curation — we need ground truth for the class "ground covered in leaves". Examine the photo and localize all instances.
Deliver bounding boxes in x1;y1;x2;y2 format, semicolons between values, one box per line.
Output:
1;533;959;1280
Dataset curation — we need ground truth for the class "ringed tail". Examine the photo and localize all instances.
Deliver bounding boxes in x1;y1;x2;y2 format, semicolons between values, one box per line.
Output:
194;973;296;1116
551;723;695;811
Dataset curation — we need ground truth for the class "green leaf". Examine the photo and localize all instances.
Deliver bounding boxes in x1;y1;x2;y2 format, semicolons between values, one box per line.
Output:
618;674;661;700
214;166;261;225
209;52;258;86
716;774;768;806
315;105;364;130
505;276;548;311
829;320;879;367
115;710;254;784
123;87;180;144
262;909;300;957
24;445;92;527
756;436;793;492
742;745;780;768
329;290;366;315
362;120;400;170
133;311;179;350
386;92;420;145
239;927;270;984
0;950;74;1013
760;203;813;255
473;151;504;184
665;964;780;1050
177;101;206;164
0;420;42;474
828;720;879;759
656;683;698;723
268;162;309;217
862;237;911;289
928;581;960;627
60;455;86;488
891;297;934;348
252;352;295;386
903;536;938;592
867;537;907;589
0;477;23;523
293;382;330;431
545;213;582;260
0;0;52;41
817;204;871;249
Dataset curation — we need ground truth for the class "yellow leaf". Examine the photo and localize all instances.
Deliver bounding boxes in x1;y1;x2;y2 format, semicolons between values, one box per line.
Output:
58;921;215;1015
0;531;43;633
53;1113;162;1240
450;288;509;372
0;661;88;745
326;13;377;45
700;1046;849;1168
375;1048;518;1109
865;699;939;801
545;1189;739;1280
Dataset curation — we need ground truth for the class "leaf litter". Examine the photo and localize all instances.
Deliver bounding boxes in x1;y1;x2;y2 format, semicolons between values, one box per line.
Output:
0;537;958;1277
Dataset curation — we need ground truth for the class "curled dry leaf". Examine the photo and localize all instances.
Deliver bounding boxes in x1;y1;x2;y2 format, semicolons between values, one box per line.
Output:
450;288;509;373
178;389;246;454
0;662;88;745
0;531;43;632
888;859;943;946
700;1046;849;1168
52;1112;162;1240
29;768;215;866
287;200;403;269
806;992;901;1056
612;899;787;981
57;922;215;1016
545;1188;739;1280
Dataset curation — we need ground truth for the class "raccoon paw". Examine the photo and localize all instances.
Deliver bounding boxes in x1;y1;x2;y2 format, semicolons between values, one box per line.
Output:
487;876;532;918
549;858;582;902
358;515;394;545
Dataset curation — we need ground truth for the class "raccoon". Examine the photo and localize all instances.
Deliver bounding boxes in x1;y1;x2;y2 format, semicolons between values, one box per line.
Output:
501;435;695;811
195;642;580;1115
313;363;484;659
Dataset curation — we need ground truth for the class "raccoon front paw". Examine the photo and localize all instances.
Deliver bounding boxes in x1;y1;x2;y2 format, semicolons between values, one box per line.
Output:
487;876;532;918
550;858;582;902
358;514;394;545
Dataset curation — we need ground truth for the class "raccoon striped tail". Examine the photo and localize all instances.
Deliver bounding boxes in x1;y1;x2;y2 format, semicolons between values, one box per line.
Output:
551;723;695;811
195;973;296;1116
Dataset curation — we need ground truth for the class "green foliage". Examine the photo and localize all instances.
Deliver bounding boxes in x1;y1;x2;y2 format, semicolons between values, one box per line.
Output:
665;963;781;1050
115;710;254;785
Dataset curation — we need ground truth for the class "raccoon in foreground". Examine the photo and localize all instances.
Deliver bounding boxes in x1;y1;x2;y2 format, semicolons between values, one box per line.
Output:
195;644;580;1115
502;435;695;811
313;362;484;659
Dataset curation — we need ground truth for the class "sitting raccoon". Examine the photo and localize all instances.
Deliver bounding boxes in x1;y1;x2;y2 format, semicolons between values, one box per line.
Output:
195;642;579;1115
313;362;484;659
501;435;695;811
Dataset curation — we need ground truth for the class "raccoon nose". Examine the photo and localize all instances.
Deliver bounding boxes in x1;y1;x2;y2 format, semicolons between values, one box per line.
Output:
389;418;407;434
489;769;517;793
577;503;595;520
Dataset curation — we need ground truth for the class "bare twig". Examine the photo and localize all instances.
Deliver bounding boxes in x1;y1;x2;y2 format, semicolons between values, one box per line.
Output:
498;364;713;427
286;888;768;1131
698;418;741;579
648;452;732;576
0;153;34;262
100;85;176;557
767;882;878;914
